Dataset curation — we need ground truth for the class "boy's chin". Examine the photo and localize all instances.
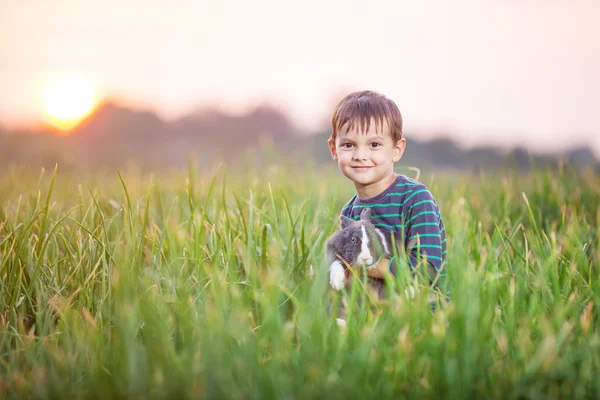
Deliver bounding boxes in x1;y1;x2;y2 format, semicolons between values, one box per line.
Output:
342;168;394;186
345;173;377;186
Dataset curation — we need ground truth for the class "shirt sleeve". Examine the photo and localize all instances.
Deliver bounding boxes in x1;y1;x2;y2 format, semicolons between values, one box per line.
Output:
392;186;446;290
340;195;356;218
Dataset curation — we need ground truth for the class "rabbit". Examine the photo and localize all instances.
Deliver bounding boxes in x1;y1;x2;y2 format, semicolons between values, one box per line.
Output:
324;208;438;325
325;208;393;321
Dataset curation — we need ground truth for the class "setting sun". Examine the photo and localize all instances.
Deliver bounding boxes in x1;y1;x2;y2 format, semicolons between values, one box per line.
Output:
43;74;97;132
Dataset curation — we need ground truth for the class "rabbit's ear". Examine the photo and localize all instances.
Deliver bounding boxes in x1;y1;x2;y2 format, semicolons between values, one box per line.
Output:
340;215;354;229
360;208;371;220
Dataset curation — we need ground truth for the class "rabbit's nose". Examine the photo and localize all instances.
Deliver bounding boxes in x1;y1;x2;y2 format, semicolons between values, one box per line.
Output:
360;256;373;265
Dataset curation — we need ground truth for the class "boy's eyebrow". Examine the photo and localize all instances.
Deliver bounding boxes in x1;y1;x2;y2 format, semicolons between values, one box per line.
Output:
340;131;386;141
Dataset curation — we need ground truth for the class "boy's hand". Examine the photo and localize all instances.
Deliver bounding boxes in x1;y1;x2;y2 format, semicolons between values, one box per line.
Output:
365;258;391;279
335;254;391;280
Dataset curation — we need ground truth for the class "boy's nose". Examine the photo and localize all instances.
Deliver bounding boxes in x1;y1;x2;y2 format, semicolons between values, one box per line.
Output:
352;148;368;160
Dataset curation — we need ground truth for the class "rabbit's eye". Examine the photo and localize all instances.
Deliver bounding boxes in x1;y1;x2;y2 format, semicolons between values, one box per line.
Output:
351;236;356;243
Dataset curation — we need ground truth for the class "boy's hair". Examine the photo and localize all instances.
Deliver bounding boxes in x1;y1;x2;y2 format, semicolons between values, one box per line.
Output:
330;90;403;143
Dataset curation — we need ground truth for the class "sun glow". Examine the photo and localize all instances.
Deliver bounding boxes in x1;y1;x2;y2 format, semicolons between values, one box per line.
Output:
43;74;97;132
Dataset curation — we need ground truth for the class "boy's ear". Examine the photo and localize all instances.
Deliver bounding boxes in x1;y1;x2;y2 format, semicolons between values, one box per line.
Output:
393;138;407;162
327;136;338;162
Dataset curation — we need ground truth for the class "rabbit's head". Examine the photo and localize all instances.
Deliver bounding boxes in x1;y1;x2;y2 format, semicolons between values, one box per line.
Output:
327;208;390;267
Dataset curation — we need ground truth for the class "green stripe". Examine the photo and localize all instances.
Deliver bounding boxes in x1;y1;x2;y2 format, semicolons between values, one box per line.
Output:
408;199;436;213
404;189;428;203
440;226;446;233
396;182;420;187
372;213;403;219
375;223;404;229
386;190;413;197
407;211;437;223
410;244;443;250
351;213;403;221
441;238;447;244
352;203;404;209
408;233;440;240
411;253;444;262
412;222;439;229
442;250;447;255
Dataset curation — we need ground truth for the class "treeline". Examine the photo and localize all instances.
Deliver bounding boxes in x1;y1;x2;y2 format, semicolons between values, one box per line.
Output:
0;101;597;173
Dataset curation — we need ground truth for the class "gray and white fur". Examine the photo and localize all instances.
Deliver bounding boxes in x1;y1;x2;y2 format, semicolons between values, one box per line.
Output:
325;208;392;294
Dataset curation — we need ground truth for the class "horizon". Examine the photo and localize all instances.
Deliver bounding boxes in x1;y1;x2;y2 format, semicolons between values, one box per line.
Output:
2;98;597;163
1;0;599;156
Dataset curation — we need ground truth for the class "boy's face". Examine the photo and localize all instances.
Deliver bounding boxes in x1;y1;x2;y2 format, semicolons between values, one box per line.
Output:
328;118;406;196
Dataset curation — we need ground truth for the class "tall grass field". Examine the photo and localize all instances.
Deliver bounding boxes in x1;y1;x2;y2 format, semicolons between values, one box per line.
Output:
1;160;599;399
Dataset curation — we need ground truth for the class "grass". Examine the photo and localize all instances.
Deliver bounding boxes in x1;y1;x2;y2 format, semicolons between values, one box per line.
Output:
0;160;599;399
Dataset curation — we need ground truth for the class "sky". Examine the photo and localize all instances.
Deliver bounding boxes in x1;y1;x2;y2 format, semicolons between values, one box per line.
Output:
1;0;599;155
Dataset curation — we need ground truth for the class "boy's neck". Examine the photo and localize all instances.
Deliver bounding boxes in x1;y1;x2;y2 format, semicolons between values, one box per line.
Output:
354;172;398;200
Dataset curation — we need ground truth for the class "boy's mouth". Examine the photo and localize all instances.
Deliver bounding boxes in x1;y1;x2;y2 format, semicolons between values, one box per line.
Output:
351;166;373;170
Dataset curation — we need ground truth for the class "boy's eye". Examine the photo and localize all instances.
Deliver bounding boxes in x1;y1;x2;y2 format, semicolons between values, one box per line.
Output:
370;142;382;148
341;143;353;149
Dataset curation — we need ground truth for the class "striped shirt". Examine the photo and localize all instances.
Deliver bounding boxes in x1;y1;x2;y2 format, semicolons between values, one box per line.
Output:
340;174;448;297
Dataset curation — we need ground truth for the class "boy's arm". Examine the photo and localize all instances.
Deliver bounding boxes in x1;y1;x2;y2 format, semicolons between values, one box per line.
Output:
402;188;447;291
366;188;446;285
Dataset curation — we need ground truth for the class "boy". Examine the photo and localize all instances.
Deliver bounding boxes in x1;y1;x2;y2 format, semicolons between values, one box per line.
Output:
327;90;448;304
